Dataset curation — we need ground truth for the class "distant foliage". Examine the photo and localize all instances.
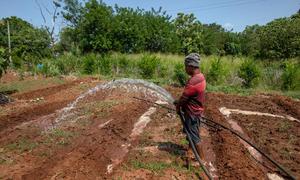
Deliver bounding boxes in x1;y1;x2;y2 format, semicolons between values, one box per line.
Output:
238;59;260;88
0;47;8;78
0;1;299;66
0;16;51;67
281;62;300;90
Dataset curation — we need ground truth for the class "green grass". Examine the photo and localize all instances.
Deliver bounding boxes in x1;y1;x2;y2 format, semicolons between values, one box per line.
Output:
4;138;38;153
180;138;189;146
131;160;171;172
130;160;202;175
42;129;76;146
0;77;65;93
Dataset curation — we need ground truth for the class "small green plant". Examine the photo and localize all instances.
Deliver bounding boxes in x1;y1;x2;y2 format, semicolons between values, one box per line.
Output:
238;59;260;88
138;54;160;79
281;62;299;90
173;63;188;87
180;138;189;145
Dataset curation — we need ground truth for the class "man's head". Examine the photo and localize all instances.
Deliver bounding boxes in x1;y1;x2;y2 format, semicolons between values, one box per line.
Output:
184;53;200;75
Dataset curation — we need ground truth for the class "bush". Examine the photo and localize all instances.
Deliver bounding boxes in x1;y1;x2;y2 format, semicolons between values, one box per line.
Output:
281;62;300;90
41;60;60;77
95;55;112;75
118;56;131;75
55;54;81;75
138;54;160;79
82;54;97;74
173;63;188;86
207;57;224;85
238;59;260;88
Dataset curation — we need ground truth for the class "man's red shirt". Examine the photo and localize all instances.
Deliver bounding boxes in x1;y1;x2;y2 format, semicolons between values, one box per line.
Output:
178;73;206;116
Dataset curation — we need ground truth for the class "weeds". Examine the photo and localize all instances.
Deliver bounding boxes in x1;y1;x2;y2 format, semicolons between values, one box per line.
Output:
130;159;201;175
43;129;76;146
5;138;38;153
130;160;171;172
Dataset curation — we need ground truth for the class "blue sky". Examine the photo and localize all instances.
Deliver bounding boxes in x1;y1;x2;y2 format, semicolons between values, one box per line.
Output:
0;0;299;33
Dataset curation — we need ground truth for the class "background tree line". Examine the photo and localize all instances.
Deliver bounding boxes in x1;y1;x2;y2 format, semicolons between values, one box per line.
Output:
0;0;299;83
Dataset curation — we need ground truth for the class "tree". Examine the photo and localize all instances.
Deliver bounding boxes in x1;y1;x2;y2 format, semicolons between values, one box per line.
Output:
36;0;62;47
0;17;51;67
173;13;204;54
202;23;226;55
259;15;300;59
112;6;146;53
62;0;82;27
76;0;114;53
240;25;261;57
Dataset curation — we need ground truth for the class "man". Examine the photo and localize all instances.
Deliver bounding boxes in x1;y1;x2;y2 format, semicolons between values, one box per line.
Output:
174;53;206;163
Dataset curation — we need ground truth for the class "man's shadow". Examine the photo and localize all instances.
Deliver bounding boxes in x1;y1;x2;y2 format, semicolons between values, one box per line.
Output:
157;141;186;156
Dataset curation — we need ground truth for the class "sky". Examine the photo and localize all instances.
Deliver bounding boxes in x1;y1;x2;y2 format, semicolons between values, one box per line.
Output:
0;0;299;33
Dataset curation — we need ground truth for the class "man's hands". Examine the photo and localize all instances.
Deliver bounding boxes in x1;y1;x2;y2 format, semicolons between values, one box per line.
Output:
173;100;181;114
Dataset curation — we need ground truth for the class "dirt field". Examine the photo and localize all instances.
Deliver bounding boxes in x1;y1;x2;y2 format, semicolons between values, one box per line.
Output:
0;74;299;179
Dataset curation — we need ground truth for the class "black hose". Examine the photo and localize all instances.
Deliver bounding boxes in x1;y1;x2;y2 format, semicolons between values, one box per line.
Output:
200;116;296;180
132;97;296;180
179;110;213;180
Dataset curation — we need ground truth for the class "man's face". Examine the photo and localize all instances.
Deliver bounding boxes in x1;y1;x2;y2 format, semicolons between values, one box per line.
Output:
185;65;193;75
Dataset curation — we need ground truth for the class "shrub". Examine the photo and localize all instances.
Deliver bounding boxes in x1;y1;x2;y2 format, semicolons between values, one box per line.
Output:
95;55;112;75
41;60;60;77
281;62;299;90
238;59;260;88
207;57;224;85
173;63;188;86
82;54;96;74
55;54;81;75
138;54;160;79
111;55;130;76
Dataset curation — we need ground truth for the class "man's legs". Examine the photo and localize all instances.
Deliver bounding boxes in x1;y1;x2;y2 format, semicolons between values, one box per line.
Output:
184;114;205;161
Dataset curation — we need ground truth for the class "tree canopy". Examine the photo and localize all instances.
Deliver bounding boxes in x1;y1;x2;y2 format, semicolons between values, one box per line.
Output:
0;0;299;64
